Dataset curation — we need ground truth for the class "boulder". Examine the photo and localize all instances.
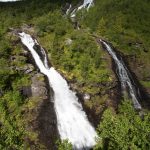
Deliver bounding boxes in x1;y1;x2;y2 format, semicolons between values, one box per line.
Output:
31;73;48;99
21;86;32;97
24;64;34;74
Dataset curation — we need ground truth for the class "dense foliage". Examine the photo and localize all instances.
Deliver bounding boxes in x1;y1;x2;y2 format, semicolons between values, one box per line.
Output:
95;100;150;150
0;0;66;149
0;0;149;149
79;0;150;86
57;140;72;150
58;100;150;150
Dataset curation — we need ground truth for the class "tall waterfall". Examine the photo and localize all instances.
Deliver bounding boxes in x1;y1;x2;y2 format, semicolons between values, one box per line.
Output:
19;32;97;150
101;40;141;110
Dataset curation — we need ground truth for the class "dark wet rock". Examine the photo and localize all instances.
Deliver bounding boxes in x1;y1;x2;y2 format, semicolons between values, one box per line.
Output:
21;86;32;98
37;96;59;150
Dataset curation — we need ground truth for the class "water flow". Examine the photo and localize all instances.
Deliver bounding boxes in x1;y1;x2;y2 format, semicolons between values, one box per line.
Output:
71;0;93;17
78;0;94;10
19;32;97;149
66;4;72;15
101;40;141;110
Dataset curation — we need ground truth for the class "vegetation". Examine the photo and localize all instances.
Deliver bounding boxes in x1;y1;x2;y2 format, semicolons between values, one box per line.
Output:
0;0;149;149
57;140;72;150
58;100;150;150
0;0;66;148
34;6;113;115
95;100;150;150
78;0;150;83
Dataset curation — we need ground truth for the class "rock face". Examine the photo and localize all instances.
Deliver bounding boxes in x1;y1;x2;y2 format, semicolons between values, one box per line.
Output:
21;71;58;149
124;55;150;109
30;74;58;150
31;73;48;99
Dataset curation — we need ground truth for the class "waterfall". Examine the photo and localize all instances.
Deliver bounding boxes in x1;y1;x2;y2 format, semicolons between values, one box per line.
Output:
71;0;93;18
19;32;97;150
78;0;94;10
101;40;141;110
66;4;72;15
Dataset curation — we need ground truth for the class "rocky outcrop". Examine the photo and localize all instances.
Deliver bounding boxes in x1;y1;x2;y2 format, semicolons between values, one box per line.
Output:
26;73;58;150
123;54;150;109
31;73;48;99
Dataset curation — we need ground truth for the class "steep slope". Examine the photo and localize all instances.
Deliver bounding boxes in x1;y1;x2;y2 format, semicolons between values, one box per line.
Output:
0;0;111;149
0;0;150;149
81;0;150;90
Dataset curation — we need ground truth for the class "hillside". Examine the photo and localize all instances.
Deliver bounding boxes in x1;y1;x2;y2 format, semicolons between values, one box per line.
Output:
0;0;150;149
81;0;150;91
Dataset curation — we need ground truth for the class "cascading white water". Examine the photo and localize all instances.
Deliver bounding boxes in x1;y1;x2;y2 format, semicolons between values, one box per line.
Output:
66;4;72;15
101;40;141;110
71;0;93;17
19;32;97;149
78;0;94;10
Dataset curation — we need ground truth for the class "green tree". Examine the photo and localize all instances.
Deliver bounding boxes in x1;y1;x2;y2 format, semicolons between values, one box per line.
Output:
97;18;107;36
57;140;72;150
94;100;150;150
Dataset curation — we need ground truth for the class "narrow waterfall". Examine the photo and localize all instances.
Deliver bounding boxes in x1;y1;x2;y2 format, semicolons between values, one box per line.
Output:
71;0;93;17
19;32;97;150
66;4;72;15
78;0;94;10
100;40;141;110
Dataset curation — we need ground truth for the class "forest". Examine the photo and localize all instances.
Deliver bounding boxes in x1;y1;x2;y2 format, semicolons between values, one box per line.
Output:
0;0;150;149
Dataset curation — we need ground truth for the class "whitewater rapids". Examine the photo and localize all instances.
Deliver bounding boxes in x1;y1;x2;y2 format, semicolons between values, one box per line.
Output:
19;32;97;149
